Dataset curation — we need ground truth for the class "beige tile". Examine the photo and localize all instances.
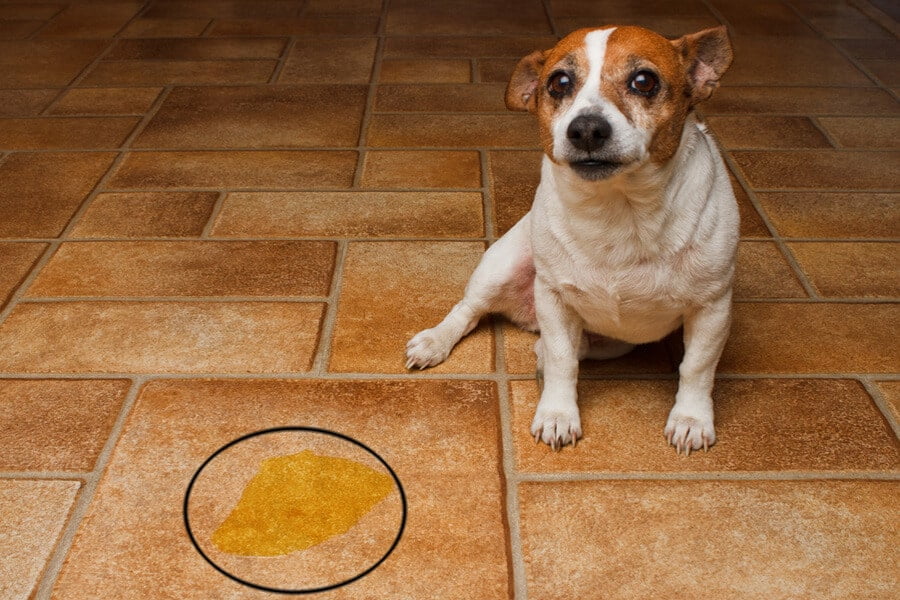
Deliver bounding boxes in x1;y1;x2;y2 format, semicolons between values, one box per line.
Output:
386;0;551;34
757;192;900;239
732;150;900;191
0;243;45;307
133;86;366;149
724;36;873;86
51;379;508;599
360;151;481;188
383;35;557;59
817;117;900;149
520;480;899;598
704;86;898;115
118;17;211;38
212;192;484;238
0;90;57;117
106;37;286;60
875;380;900;423
107;150;357;190
0;379;128;471
489;150;541;236
735;241;807;298
27;241;336;297
379;59;471;83
374;83;508;112
330;242;494;373
0;39;107;87
80;59;276;86
36;1;143;38
0;117;138;150
788;242;899;298
0;301;324;373
209;15;379;36
706;116;831;149
368;113;539;148
49;87;161;115
0;480;80;600
71;192;219;238
0;152;116;238
510;379;900;472
720;303;898;373
279;37;376;84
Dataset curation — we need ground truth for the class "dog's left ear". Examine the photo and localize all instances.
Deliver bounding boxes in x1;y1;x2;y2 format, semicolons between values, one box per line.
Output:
673;26;733;104
505;50;547;113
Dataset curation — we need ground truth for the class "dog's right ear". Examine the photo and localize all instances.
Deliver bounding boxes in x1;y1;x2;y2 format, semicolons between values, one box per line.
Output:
505;50;547;113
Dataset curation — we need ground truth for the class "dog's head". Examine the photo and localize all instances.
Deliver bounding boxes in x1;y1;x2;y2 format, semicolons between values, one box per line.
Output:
506;26;732;181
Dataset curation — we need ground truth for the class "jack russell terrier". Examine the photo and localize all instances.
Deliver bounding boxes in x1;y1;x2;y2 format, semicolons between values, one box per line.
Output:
406;25;738;455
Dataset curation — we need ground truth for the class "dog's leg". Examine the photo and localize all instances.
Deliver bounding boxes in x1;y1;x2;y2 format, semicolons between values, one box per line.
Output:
405;216;534;369
530;277;583;449
665;292;732;455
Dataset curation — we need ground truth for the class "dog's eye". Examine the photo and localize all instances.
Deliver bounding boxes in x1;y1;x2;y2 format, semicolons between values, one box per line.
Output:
628;70;660;97
547;71;574;98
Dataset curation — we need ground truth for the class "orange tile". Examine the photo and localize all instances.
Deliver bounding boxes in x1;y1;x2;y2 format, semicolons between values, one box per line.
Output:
279;37;376;84
0;243;45;307
80;59;277;86
48;87;161;115
810;15;893;39
0;117;138;150
730;171;770;238
107;150;357;190
27;241;336;297
788;242;899;298
209;15;379;36
386;0;551;35
705;86;898;115
330;242;494;373
861;58;900;86
368;113;539;148
0;152;116;238
360;151;481;188
380;59;471;83
706;116;831;149
510;378;900;472
0;379;129;471
709;0;815;36
383;35;556;58
732;150;900;190
0;4;64;20
551;0;711;18
724;36;872;86
734;241;806;298
212;191;484;238
720;303;898;373
36;1;143;38
556;16;721;39
133;86;366;148
374;83;508;112
0;20;43;39
105;37;286;60
50;379;508;599
757;192;899;239
477;57;518;83
520;480;900;598
144;0;299;18
489;150;541;236
875;380;900;423
306;0;383;13
71;192;218;238
118;17;211;38
0;39;107;87
836;38;900;60
0;90;57;117
0;301;323;373
1;480;80;600
817;117;900;149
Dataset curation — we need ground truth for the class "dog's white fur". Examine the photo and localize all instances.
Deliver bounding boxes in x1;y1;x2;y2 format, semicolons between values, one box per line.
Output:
406;25;738;454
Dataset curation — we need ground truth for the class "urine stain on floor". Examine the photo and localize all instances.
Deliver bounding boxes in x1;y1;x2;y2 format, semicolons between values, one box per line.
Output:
212;450;394;557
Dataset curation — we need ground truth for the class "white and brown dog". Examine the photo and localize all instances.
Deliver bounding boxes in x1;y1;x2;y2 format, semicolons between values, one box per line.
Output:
406;25;738;455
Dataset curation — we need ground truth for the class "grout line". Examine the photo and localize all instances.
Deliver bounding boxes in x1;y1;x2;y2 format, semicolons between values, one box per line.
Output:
199;18;216;37
200;191;228;238
515;471;900;482
351;0;390;188
808;116;843;149
848;0;900;36
539;0;560;38
18;297;331;303
859;376;900;440
0;472;89;480
267;36;296;84
310;240;349;374
480;149;496;240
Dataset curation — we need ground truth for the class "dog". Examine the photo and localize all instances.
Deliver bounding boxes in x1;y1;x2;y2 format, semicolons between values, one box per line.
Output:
405;25;738;455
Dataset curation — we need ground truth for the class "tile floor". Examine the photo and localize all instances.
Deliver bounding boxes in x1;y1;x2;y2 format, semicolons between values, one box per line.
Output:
0;0;897;598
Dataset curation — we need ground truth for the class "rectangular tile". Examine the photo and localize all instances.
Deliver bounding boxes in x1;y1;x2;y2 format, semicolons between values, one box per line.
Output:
709;0;815;36
386;0;551;34
489;150;541;236
36;1;143;38
50;379;508;599
0;39;107;87
118;17;210;38
105;37;286;60
80;59;276;86
817;117;900;149
556;15;721;39
48;87;162;115
757;192;900;238
330;242;494;373
70;192;218;238
144;0;300;18
0;90;57;117
510;379;900;472
133;86;367;149
0;243;45;307
367;113;539;148
734;241;807;298
0;379;129;471
379;59;471;83
27;241;336;297
360;150;482;188
0;4;64;20
730;170;770;238
875;380;900;423
209;15;379;36
279;37;376;84
724;36;873;86
520;480;899;598
382;35;556;58
0;301;324;373
0;480;80;600
706;116;831;149
703;86;899;116
732;150;900;190
0;117;138;150
550;0;711;18
107;150;357;190
0;19;43;39
374;83;508;112
212;192;484;238
788;242;899;298
476;57;517;83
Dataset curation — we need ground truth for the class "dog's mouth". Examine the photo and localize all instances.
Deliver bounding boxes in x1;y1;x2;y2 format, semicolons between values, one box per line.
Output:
568;159;623;180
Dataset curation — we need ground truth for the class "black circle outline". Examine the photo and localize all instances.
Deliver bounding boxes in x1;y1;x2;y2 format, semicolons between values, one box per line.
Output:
183;426;407;595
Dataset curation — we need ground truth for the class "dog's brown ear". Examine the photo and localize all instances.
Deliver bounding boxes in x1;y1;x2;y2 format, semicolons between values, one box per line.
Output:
505;50;547;113
673;26;733;104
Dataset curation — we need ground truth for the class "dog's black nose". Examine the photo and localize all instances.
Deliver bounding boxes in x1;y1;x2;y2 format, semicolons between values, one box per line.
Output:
566;115;612;152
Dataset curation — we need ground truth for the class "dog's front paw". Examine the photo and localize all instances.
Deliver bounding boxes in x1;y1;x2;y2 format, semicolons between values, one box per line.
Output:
664;406;715;456
531;402;582;450
405;328;453;370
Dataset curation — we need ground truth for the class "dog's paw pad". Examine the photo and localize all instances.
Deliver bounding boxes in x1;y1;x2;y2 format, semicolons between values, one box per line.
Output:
664;409;715;456
405;328;452;370
530;405;582;451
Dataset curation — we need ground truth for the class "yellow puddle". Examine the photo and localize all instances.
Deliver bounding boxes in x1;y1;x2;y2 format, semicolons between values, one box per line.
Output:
212;450;394;556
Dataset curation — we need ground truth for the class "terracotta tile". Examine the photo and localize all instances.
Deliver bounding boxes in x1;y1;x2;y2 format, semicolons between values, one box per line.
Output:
790;0;869;19
70;192;218;238
550;0;711;18
0;4;64;20
360;151;481;188
368;113;539;148
477;57;518;83
709;0;814;36
209;15;379;36
374;83;507;112
875;380;900;423
380;59;471;83
107;150;356;190
811;15;892;39
0;243;45;308
720;303;898;373
556;16;721;39
519;480;899;598
106;37;286;60
757;192;900;239
50;379;508;599
383;35;556;58
48;87;161;115
734;241;806;298
836;38;900;60
80;59;276;86
511;378;900;471
118;17;211;38
732;150;900;191
0;117;138;150
0;90;57;117
27;241;336;298
386;0;551;35
861;58;900;85
133;86;366;149
730;171;770;238
306;0;383;13
36;1;143;38
0;301;324;373
817;117;900;149
788;242;899;298
0;480;80;600
0;379;128;471
0;152;116;238
0;19;43;39
144;0;300;18
279;37;376;84
707;116;831;150
489;150;541;236
330;242;494;373
0;40;107;87
704;86;898;116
